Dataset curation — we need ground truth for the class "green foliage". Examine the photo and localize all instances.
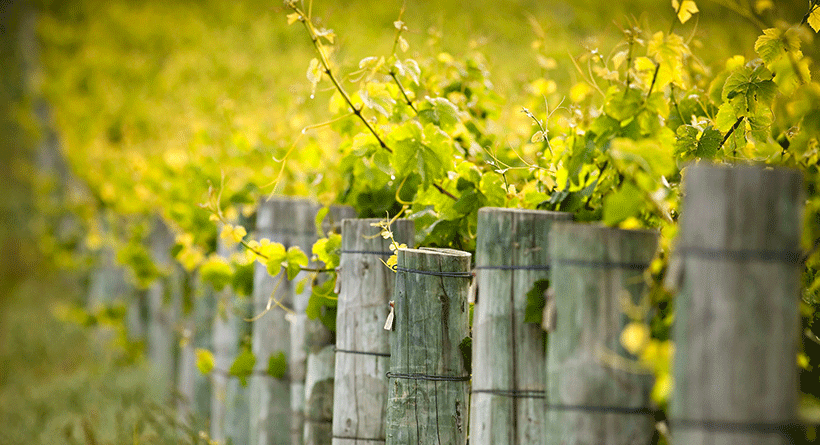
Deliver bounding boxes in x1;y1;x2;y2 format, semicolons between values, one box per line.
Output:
524;279;551;324
199;255;233;292
26;0;820;420
267;351;288;380
229;347;256;387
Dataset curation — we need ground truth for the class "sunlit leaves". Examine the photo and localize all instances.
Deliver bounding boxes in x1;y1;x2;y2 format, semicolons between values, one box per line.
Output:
672;0;699;24
754;28;797;64
647;31;689;88
195;348;215;375
603;182;643;226
675;124;721;159
418;97;460;131
722;64;777;115
263;242;287;276
808;3;820;32
285;247;309;280
389;121;453;187
312;233;342;270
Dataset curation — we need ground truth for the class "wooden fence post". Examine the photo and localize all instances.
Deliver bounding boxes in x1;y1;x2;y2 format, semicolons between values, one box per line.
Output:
177;272;214;427
147;217;180;400
546;223;658;444
251;198;312;445
252;198;354;445
669;164;803;445
385;247;472;445
302;206;356;445
332;218;414;444
211;238;252;445
470;208;571;444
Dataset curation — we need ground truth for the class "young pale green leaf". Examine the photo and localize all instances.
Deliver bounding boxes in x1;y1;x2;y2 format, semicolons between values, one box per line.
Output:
285;246;309;280
603;182;643;226
314;206;329;237
809;4;820;32
755;28;787;63
267;351;287;379
715;102;739;132
229;347;256;387
672;0;699;24
418;97;460;131
524;279;550;324
264;243;287;277
307;58;323;86
195;348;215;375
312;233;342;270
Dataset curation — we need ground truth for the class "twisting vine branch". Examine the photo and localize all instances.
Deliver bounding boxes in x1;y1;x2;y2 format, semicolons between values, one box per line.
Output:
286;1;392;153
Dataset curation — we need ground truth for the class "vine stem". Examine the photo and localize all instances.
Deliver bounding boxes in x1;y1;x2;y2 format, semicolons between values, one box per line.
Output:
288;3;459;201
720;116;745;153
289;3;392;153
390;70;417;112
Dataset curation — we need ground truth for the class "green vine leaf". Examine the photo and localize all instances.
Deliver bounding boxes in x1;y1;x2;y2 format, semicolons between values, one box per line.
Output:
229;347;256;387
418;97;460;131
722;64;777;115
603;182;643;226
285;246;309;280
672;0;699;24
267;351;288;379
524;279;551;324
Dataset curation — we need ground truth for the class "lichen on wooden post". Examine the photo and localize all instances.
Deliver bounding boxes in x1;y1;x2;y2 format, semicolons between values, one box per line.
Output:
470;208;571;444
546;223;658;444
332;218;414;444
669;164;803;445
385;247;472;445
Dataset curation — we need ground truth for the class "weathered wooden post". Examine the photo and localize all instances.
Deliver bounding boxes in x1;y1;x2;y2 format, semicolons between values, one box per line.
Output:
669;164;803;445
470;208;571;444
252;198;354;445
385;247;472;445
301;206;356;445
304;345;335;445
332;218;414;444
251;197;313;445
211;238;252;445
546;223;658;444
147;217;181;399
177;272;214;427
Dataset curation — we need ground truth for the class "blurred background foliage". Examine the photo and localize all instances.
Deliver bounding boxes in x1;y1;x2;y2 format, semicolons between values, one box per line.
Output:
2;0;817;443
